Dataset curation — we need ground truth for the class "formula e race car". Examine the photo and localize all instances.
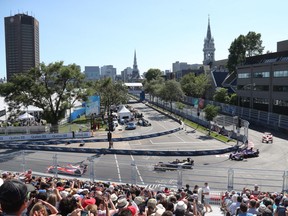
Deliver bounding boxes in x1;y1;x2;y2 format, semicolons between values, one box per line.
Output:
262;132;273;143
154;158;194;171
229;148;260;161
47;161;88;176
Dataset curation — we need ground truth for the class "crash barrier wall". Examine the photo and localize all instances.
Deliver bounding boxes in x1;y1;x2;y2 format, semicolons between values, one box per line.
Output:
0;132;91;142
0;143;239;156
0;125;50;134
2;150;288;194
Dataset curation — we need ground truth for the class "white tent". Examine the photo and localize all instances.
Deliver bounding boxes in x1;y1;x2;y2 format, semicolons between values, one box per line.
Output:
118;106;131;120
17;112;35;120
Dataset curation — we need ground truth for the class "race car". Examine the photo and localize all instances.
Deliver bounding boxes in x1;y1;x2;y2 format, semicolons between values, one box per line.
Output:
47;161;88;176
229;148;260;161
262;132;273;143
154;158;194;171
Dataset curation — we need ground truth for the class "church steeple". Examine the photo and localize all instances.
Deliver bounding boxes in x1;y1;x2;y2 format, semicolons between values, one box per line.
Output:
132;50;140;80
206;15;212;40
203;15;215;66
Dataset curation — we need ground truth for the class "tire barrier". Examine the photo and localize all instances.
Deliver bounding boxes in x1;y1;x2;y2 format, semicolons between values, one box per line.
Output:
2;128;182;146
0;143;239;156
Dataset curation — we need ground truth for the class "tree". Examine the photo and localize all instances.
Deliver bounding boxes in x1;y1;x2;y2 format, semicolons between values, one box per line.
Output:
159;80;184;111
143;77;164;101
92;78;129;115
227;35;246;73
203;104;219;135
227;31;264;73
180;73;211;98
144;68;162;82
245;31;264;57
0;61;87;132
213;88;230;103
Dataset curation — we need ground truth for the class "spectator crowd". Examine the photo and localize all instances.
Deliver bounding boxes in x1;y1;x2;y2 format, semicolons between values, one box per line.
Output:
0;171;288;216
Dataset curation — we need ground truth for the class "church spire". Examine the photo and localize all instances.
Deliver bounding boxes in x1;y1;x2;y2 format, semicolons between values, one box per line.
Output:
132;50;140;80
206;15;212;40
133;50;138;71
203;15;215;66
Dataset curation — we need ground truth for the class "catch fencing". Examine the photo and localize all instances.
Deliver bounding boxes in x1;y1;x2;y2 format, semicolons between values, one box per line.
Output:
2;150;288;194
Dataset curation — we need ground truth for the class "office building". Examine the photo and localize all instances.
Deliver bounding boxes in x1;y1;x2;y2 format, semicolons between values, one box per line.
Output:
101;65;116;80
237;40;288;115
84;66;100;81
5;13;40;81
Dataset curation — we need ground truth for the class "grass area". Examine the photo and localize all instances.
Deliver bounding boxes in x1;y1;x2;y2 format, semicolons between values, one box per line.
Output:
58;115;107;133
147;102;234;144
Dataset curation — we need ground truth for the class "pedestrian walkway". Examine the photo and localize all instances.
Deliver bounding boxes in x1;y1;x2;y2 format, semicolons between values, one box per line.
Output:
210;205;224;215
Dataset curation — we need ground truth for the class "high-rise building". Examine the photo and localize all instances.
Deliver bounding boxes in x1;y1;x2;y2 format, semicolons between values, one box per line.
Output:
101;65;116;80
84;66;100;81
4;13;40;81
203;16;215;66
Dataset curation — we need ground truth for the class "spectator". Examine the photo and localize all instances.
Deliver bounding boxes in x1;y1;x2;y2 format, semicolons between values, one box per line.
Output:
202;182;212;213
228;194;241;216
251;184;261;197
274;197;288;216
237;203;253;216
247;199;259;215
0;179;29;216
29;199;59;216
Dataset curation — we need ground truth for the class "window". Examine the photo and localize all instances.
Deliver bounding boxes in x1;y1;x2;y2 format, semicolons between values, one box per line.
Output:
273;85;288;92
274;70;288;77
238;73;250;78
253;72;269;78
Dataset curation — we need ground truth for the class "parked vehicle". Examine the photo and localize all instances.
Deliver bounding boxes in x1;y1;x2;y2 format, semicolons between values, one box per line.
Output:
125;122;136;130
154;158;194;171
262;132;273;143
137;118;151;126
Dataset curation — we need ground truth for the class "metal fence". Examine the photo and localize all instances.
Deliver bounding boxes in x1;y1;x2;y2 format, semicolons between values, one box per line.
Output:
3;150;288;194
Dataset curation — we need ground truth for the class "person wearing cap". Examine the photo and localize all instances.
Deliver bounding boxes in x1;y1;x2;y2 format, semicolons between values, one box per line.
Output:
0;179;29;216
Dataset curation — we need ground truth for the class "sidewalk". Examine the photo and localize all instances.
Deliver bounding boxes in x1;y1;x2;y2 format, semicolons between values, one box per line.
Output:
210;205;224;215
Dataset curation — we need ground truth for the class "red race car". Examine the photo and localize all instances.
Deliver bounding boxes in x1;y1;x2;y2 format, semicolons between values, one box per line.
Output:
47;161;88;176
262;132;273;143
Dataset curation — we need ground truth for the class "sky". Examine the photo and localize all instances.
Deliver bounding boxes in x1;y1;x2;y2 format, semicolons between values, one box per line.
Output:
1;0;288;79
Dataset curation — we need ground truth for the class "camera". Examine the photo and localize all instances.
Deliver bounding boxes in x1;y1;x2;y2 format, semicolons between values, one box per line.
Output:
81;210;88;216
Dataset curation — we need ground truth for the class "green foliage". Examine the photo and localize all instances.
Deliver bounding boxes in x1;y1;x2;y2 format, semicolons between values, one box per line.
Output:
176;102;185;110
91;78;129;114
160;80;184;110
229;93;238;105
143;77;164;100
180;73;211;98
227;31;264;73
144;68;162;82
0;61;87;129
203;104;219;122
213;88;229;103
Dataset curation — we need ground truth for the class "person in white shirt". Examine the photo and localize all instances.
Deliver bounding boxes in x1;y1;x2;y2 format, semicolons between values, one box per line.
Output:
202;182;213;213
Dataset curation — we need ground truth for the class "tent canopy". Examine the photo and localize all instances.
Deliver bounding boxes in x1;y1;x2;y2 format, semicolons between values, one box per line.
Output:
118;106;131;120
17;112;35;120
